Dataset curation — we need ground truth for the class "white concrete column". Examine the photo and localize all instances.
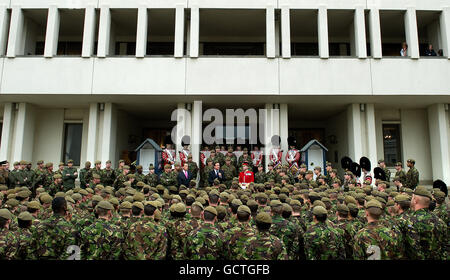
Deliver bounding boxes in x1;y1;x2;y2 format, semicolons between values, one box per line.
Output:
191;101;202;178
189;5;199;58
368;7;382;58
365;104;377;180
86;103;99;164
281;6;291;58
440;7;450;58
0;103;14;161
97;6;111;58
263;103;273;171
12;103;35;162
136;6;148;58
7;6;24;57
266;5;275;58
354;6;367;58
82;5;96;57
347;104;363;161
44;6;60;58
0;6;10;56
176;103;186;161
318;5;329;58
174;4;184;58
404;7;420;59
280;104;289;164
427;104;450;183
100;103;117;167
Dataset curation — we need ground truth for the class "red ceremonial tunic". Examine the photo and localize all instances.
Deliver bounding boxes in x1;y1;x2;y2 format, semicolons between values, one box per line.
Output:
239;170;254;184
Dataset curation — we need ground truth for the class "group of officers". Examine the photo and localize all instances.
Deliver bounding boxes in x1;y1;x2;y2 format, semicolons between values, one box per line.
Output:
0;139;448;260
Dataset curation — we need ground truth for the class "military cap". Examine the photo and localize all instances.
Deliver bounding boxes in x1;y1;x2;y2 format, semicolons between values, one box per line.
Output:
97;200;114;211
145;201;159;209
54;192;65;198
0;209;13;220
19;160;27;165
234;205;250;215
90;173;100;180
337;203;349;213
366;199;382;209
312;206;328;216
246;199;258;207
231;199;243;206
148;164;154;170
306;170;313;175
214;205;225;215
17;211;33;221
345;170;354;176
120;201;132;210
71;193;82;202
345;195;357;205
386;200;395;207
204;206;217;216
377;159;385;164
347;203;358;211
0;185;7;191
80;189;89;196
53;174;62;179
270;200;282;207
321;197;331;203
269;193;278;200
173;202;186;213
289;199;301;207
127;174;135;179
40;194;53;204
172;194;182;202
313;200;326;208
375;196;386;205
407;159;415;164
133;192;145;202
6;199;19;207
36;160;44;165
118;159;125;164
403;188;413;194
413;186;432;200
16;190;30;198
164;164;171;169
255;212;272;224
282;203;293;213
109;198;119;206
65;196;75;204
91;195;103;202
123;165;130;170
66;190;74;196
132;201;144;211
57;162;64;167
45;162;54;168
433;190;445;200
104;160;111;164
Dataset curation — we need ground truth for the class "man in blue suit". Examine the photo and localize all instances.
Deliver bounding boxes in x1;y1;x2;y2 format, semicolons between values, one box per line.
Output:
178;163;193;187
208;162;225;185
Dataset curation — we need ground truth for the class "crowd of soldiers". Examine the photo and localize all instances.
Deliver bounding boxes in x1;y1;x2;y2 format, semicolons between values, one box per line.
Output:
0;155;448;260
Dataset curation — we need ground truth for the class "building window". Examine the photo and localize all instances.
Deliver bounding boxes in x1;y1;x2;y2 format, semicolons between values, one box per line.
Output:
63;123;83;166
382;123;402;166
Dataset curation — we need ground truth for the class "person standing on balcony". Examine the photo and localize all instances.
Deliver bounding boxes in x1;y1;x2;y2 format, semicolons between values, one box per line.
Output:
424;44;437;56
400;42;408;56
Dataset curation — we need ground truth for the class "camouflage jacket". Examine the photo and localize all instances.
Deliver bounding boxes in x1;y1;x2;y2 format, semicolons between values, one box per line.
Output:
353;221;401;260
270;214;303;260
223;222;256;260
101;168;116;187
15;227;34;260
405;167;419;189
246;230;288;260
394;170;407;185
433;203;449;226
145;173;159;187
79;168;92;188
222;164;237;181
404;208;447;260
185;222;225;260
335;219;355;259
0;228;18;260
32;214;78;260
62;167;78;190
254;171;266;184
304;221;346;260
159;172;177;187
125;217;168;260
165;218;194;260
188;162;199;178
80;218;124;260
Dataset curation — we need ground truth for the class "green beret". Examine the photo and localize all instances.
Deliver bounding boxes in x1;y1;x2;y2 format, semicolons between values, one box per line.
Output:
17;211;33;221
94;160;101;165
91;195;103;202
124;196;134;203
375;196;386;205
216;205;227;215
407;159;415;164
204;206;217;216
6;199;19;207
132;201;144;210
17;190;30;198
313;206;328;216
237;205;251;215
366;199;382;209
71;193;82;202
164;164;171;169
386;200;395;207
414;186;432;200
97;201;114;210
79;189;89;195
246;199;258;207
393;176;401;182
133;192;145;202
192;201;204;210
195;197;206;205
118;159;125;163
231;199;243;206
53;174;62;179
282;203;293;213
136;181;145;187
40;194;53;204
148;164;154;170
313;200;326;208
45;162;53;168
337;203;349;213
120;201;132;210
173;202;186;213
395;162;402;166
433;190;445;200
345;195;357;205
65;196;75;204
255;212;272;224
403;188;413;194
123;165;130;170
146;201;159;208
321;197;331;203
106;160;111;164
289;199;301;207
108;198;119;206
270;200;282;207
347;203;358;211
92;173;101;179
0;209;13;220
127;174;135;179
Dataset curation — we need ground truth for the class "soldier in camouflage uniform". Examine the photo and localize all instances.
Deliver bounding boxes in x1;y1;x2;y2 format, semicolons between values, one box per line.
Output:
165;203;193;260
202;159;214;188
91;160;103;180
254;164;266;184
80;200;124;260
223;205;256;260
405;159;419;190
0;209;18;259
185;206;225;260
54;162;64;177
14;211;35;260
304;206;346;260
246;212;288;260
432;190;448;226
214;146;225;167
187;155;199;180
134;165;146;186
102;160;116;187
238;148;253;172
404;186;447;260
32;197;77;260
125;201;167;260
394;162;407;185
225;148;238;168
353;200;401;260
378;159;391;182
145;164;159;187
266;163;280;183
159;164;178;188
79;161;92;189
115;160;126;178
113;166;130;190
62;159;78;191
222;157;237;188
48;174;65;196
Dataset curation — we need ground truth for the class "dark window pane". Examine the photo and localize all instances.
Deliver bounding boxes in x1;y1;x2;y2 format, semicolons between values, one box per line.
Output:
63;123;83;166
146;42;174;55
291;43;319;56
383;124;402;167
202;42;264;55
35;42;45;55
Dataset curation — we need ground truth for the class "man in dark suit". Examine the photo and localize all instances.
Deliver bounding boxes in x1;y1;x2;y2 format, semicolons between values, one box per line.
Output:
178;163;193;187
208;162;225;185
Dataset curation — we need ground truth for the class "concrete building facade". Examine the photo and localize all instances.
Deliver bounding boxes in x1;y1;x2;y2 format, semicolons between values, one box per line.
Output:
0;0;449;184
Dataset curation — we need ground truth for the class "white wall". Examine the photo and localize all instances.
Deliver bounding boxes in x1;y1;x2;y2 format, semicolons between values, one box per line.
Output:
115;109;141;168
32;108;64;165
400;109;432;183
326;110;349;176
